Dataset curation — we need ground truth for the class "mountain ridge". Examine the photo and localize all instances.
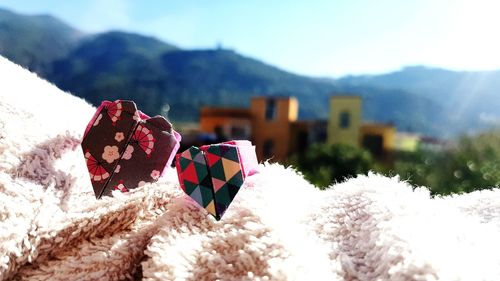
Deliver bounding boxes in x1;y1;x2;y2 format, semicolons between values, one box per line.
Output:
2;7;499;137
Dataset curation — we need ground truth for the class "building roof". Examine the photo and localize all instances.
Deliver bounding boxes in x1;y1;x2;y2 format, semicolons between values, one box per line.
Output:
252;95;297;101
330;95;361;99
200;106;252;118
361;122;395;129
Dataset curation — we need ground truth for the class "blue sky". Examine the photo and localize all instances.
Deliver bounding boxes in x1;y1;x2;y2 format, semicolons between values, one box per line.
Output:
2;0;500;77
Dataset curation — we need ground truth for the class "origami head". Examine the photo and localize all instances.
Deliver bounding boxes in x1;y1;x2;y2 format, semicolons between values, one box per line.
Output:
81;100;181;198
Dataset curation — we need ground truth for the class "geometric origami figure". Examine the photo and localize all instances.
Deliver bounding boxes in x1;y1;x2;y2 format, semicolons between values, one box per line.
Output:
176;140;258;220
81;100;181;198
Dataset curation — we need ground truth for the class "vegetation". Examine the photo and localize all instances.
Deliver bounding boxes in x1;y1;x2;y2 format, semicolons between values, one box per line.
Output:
393;131;500;195
291;143;373;189
293;131;500;195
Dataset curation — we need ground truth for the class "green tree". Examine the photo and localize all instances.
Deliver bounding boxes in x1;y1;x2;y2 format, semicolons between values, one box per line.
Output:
292;143;374;189
392;130;500;195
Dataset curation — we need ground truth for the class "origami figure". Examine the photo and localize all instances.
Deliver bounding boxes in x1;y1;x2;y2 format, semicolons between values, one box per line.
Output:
176;141;258;220
82;100;181;198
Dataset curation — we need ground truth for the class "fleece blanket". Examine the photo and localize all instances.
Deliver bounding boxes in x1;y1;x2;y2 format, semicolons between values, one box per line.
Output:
1;56;500;281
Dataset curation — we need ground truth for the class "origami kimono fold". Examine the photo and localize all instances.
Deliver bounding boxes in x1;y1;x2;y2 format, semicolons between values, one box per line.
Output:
176;140;259;220
82;100;181;198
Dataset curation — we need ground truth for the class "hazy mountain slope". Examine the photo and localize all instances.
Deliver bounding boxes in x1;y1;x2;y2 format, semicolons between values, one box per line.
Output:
51;41;444;135
49;33;336;120
50;31;179;115
0;8;83;74
158;49;335;120
0;7;450;136
332;85;446;135
337;66;500;135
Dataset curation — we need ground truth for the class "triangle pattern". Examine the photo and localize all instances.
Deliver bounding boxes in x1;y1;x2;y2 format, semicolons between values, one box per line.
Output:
183;180;198;195
219;145;230;156
205;152;220;167
189;147;200;159
209;160;226;181
221;146;239;162
212;178;226;193
227;183;241;202
200;174;213;189
221;158;241;180
176;143;249;221
206;200;216;216
199;185;214;207
207;145;221;156
179;154;192;171
193;151;206;164
214;184;231;206
182;162;199;184
182;149;192;160
227;171;244;187
216;202;228;219
194;161;209;183
190;186;203;207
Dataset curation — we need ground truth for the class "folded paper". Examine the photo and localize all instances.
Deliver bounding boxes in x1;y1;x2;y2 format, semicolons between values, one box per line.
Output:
176;140;258;220
82;100;181;198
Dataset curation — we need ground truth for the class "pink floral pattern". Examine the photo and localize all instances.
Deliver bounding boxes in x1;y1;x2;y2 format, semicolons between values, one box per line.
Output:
114;182;128;192
122;145;134;160
83;100;180;199
133;111;141;121
102;145;120;164
115;132;125;142
93;113;103;127
150;170;160;180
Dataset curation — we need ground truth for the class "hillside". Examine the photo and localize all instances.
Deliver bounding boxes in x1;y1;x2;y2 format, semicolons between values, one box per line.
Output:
50;40;336;121
50;31;178;116
0;8;467;137
0;8;83;74
337;66;500;135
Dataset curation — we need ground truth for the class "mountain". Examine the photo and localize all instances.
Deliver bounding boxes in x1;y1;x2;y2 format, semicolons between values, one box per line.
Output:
0;8;462;137
0;8;83;74
48;30;335;120
50;31;178;115
337;66;500;135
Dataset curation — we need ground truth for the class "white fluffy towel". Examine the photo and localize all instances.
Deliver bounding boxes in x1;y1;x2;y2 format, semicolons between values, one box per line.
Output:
1;56;500;281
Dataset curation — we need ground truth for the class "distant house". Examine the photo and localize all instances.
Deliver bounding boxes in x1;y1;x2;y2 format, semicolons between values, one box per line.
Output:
394;132;421;152
199;96;326;162
200;107;252;140
198;94;455;163
327;96;396;160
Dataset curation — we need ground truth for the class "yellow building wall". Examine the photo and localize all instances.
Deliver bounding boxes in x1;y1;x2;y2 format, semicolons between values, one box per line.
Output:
327;96;362;147
394;134;420;152
360;124;396;151
250;96;298;162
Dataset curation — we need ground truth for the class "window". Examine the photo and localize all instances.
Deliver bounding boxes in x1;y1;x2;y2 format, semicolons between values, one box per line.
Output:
265;99;277;120
362;135;384;157
263;139;275;158
230;126;248;139
340;111;350;128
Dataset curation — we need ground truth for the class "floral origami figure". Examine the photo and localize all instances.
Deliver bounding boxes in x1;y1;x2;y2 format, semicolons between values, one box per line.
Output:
82;100;181;198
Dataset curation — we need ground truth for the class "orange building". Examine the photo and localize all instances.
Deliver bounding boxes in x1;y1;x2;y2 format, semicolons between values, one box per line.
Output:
250;97;298;161
199;95;396;163
199;96;301;162
360;123;396;160
199;107;252;140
